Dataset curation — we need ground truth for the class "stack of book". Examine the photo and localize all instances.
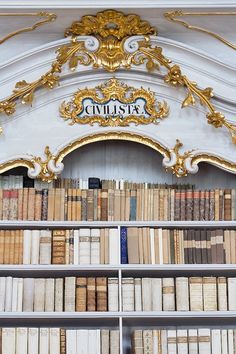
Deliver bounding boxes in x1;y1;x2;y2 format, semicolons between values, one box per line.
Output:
0;186;235;221
0;228;119;265
132;328;236;353
1;327;119;354
122;276;236;311
121;227;236;264
0;276;119;312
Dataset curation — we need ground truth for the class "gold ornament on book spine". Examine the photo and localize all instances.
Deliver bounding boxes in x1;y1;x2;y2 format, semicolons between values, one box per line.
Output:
59;78;169;126
0;9;235;144
164;11;236;51
0;12;57;45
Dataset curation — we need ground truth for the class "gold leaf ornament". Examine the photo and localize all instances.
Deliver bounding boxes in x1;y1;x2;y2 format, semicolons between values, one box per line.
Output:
182;93;196;108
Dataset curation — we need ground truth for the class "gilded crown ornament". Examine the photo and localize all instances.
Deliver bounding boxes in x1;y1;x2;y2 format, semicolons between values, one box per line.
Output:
0;10;235;145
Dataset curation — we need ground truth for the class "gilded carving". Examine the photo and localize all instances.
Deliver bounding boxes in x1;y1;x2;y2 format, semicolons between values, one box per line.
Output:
31;146;58;182
0;10;235;145
59;78;169;126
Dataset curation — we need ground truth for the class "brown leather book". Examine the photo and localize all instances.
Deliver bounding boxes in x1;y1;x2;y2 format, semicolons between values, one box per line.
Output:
9;230;15;264
60;328;66;354
219;189;224;221
17;188;23;220
76;189;82;221
54;188;61;221
199;190;205;221
22;188;28;220
18;230;24;264
216;229;224;264
210;230;217;263
67;188;72;221
52;230;66;264
87;189;94;221
204;190;210;221
174;190;181;221
0;230;4;263
193;190;200;221
195;230;202;264
41;189;48;221
224;189;232;221
76;277;87;312
97;189;101;221
101;189;108;221
96;277;107;311
206;230;212;264
35;189;42;221
71;188;77;221
3;230;10;264
180;189;186;221
200;230;207;264
87;277;96;311
9;189;18;220
108;189;114;221
214;189;220;221
183;229;189;264
27;188;35;221
13;230;19;265
120;190;125;221
186;189;193;220
190;230;196;264
81;189;87;221
209;190;215;221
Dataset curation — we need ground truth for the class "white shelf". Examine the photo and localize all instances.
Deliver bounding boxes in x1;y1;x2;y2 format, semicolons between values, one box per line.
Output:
0;220;236;228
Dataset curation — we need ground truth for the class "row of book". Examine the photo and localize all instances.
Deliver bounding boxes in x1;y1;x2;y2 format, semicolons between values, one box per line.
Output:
1;327;119;354
0;229;119;265
121;228;236;264
0;276;118;312
0;187;235;221
122;277;236;312
132;328;236;354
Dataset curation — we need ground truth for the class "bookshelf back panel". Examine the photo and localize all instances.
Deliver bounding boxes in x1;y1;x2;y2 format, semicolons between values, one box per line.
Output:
61;140;236;188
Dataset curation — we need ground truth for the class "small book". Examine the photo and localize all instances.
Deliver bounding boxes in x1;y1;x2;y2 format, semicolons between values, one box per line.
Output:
162;278;175;311
189;277;203;311
122;278;134;312
23;278;34;312
79;228;91;264
96;277;107;311
76;277;87;312
203;277;217;311
45;278;55;312
34;278;45;312
90;229;100;264
87;277;96;312
55;278;63;312
142;278;152;311
64;277;76;312
108;278;119;312
16;328;27;354
176;277;189;311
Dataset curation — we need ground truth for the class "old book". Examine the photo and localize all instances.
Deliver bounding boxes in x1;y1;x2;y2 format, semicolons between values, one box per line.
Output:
122;278;134;311
152;278;162;311
2;328;16;354
141;278;152;311
2;190;10;220
138;228;144;264
55;278;63;312
73;229;79;265
87;277;96;312
48;328;60;354
221;329;228;354
203;277;217;311
134;278;142;311
217;277;227;310
188;329;198;354
195;230;201;264
200;230;207;264
0;231;4;264
228;329;234;354
9;189;18;220
17;188;23;220
224;189;232;220
35;189;42;221
41;189;48;221
211;329;221;354
114;190;121;220
76;277;87;312
91;228;100;264
96;277;107;311
210;230;217;264
230;230;236;264
186;189;193;220
23;278;34;312
193;190;200;220
77;329;88;353
100;228;105;265
66;330;76;354
16;328;27;354
133;330;143;354
39;230;52;264
225;230;231;263
28;328;39;354
34;278;45;311
27;188;35;220
79;228;90;264
9;230;15;264
109;228;119;265
65;277;76;312
120;227;128;264
204;190;210;221
176;277;189;311
45;278;55;311
11;278;18;311
47;188;55;221
88;330;98;353
17;278;23;312
228;278;236;310
162;278;175;311
5;276;13;311
108;278;119;312
167;330;177;354
101;189;108;221
104;228;109;264
60;328;66;354
189;277;203;311
177;329;188;354
110;330;119;354
65;230;70;265
52;230;66;264
31;230;40;264
39;328;49;354
87;189;94;221
101;329;109;354
23;230;31;264
0;277;6;311
127;227;139;264
142;228;150;264
198;329;211;354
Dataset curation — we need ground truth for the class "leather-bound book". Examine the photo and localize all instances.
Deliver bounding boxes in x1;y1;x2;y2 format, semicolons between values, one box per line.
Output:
224;230;231;264
87;189;94;221
76;189;82;221
9;230;15;264
127;227;139;264
17;188;23;220
2;190;10;220
216;229;224;264
0;231;4;264
4;230;10;264
219;189;224;220
97;189;101;221
210;230;217;264
195;230;201;264
224;189;232;221
101;189;108;221
214;189;220;221
132;330;143;354
206;230;212;264
200;230;207;264
52;230;66;264
81;189;87;221
209;190;215;220
230;230;236;263
186;189;193;220
130;190;137;221
35;189;42;221
9;189;18;220
180;189;186;221
114;190;121;221
183;230;189;264
47;188;55;221
41;189;48;221
60;328;66;354
193;190;200;221
67;188;72;221
120;189;125;221
64;277;76;312
71;188;77;221
199;190;205;221
120;227;128;264
76;277;87;312
22;188;28;220
108;189;114;221
87;277;96;312
204;190;210;221
96;277;107;311
54;188;61;221
93;189;98;221
174;189;181;221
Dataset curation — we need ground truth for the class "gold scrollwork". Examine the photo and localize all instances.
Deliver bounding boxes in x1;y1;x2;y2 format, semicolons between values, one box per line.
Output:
164;10;236;51
59;78;169;126
0;10;235;144
0;12;57;45
0;132;236;180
